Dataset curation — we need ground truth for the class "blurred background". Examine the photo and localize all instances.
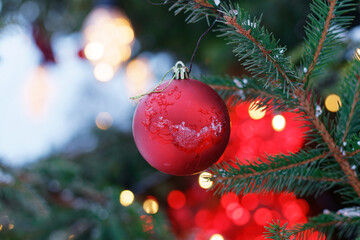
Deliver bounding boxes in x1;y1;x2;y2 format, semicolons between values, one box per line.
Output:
0;0;360;239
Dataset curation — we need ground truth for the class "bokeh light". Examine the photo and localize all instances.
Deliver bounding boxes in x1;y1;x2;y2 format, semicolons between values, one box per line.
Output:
83;7;135;81
272;115;286;131
95;112;113;130
93;63;114;82
198;171;213;189
167;190;186;209
84;42;104;61
23;66;53;120
143;198;159;214
8;223;14;230
254;208;272;225
210;233;224;240
248;101;266;120
126;58;153;96
354;48;360;61
325;94;341;112
119;190;134;207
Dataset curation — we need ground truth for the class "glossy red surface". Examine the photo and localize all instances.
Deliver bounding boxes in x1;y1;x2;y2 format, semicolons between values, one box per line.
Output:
133;78;230;175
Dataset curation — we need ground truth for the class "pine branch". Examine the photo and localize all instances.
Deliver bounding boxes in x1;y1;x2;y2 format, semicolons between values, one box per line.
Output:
223;15;294;86
348;149;360;157
209;151;343;196
296;87;360;197
201;75;298;109
300;0;355;84
264;221;292;240
302;0;337;84
337;60;360;144
342;74;360;143
290;210;360;240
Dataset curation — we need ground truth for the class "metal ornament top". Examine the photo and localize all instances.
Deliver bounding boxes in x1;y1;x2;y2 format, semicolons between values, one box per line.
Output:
173;61;189;80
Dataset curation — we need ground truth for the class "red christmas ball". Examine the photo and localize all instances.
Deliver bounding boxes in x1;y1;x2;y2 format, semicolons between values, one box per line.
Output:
133;78;230;175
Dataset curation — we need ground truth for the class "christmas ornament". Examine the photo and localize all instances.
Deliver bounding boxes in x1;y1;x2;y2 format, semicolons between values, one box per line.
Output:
132;61;230;175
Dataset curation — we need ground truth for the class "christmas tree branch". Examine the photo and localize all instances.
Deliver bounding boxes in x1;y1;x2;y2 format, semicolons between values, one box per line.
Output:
302;0;337;84
348;149;360;157
290;210;360;240
296;88;360;197
342;74;360;143
201;75;297;109
210;151;340;196
223;15;293;86
213;152;328;181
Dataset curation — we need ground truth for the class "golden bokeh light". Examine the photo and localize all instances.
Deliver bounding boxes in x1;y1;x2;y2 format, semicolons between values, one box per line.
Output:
198;171;213;189
84;42;104;61
8;223;14;230
126;58;152;96
0;225;2;231
272;114;286;132
143;198;159;214
248;101;266;120
210;234;224;240
354;48;360;61
95;112;113;130
120;190;135;207
93;63;114;82
325;94;342;112
83;6;134;73
23;66;52;120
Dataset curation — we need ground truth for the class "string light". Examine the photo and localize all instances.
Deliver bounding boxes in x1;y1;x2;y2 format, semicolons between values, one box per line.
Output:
272;115;286;131
248;101;266;120
210;233;224;240
143;198;159;214
8;223;14;230
84;42;104;61
325;94;341;112
23;66;53;120
83;7;135;82
93;63;114;82
119;190;135;207
198;171;213;189
126;58;153;96
95;112;113;130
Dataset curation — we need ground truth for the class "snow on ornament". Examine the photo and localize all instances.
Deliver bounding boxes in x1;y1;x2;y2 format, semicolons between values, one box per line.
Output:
132;61;230;175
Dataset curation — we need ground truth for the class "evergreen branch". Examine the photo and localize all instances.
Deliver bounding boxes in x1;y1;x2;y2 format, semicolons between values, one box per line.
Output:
290;210;360;240
210;151;339;196
214;152;327;181
264;220;292;240
223;15;294;87
348;149;360;157
337;60;360;144
300;0;355;83
296;88;360;197
209;85;280;101
342;74;360;143
302;0;337;84
201;75;298;109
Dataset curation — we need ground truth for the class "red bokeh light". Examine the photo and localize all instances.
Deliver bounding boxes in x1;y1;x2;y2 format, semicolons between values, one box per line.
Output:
168;190;186;209
221;192;239;208
195;209;213;228
232;208;250;226
241;193;259;210
254;208;272;225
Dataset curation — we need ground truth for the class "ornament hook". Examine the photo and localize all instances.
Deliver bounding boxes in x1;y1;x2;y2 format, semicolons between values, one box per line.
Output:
130;61;189;100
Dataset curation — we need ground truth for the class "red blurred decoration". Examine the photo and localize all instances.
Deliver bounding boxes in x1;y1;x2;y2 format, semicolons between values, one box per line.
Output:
140;215;154;233
32;22;56;63
165;101;314;239
77;48;86;59
168;190;186;209
133;78;230;175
